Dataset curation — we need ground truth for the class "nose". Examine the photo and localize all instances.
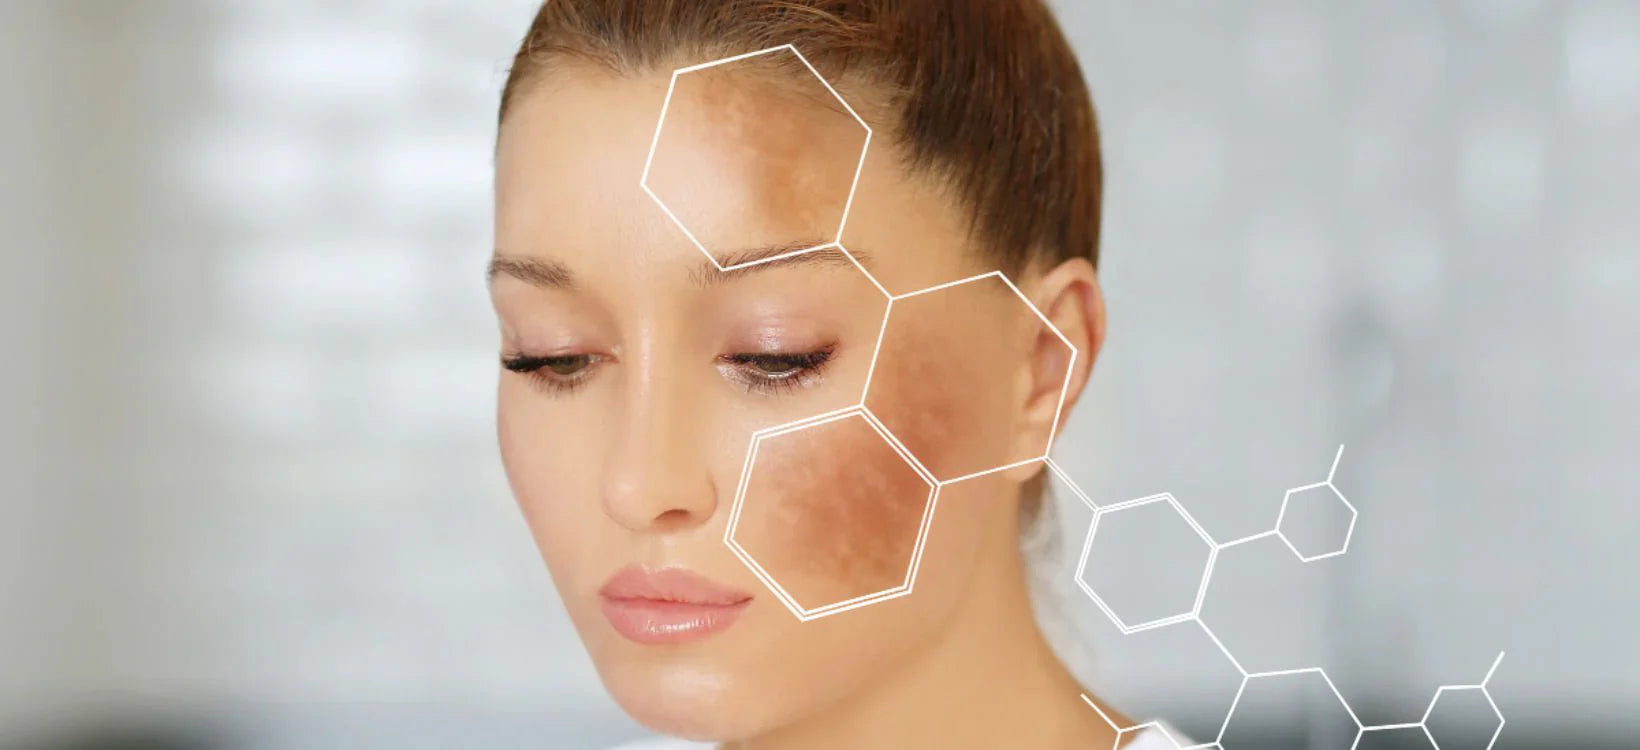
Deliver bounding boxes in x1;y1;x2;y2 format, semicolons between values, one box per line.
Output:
600;377;719;534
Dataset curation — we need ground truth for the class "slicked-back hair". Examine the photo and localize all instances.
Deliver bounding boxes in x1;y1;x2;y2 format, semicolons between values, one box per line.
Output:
498;0;1103;275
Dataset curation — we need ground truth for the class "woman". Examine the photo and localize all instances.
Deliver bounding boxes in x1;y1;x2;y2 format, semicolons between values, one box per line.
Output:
490;1;1187;747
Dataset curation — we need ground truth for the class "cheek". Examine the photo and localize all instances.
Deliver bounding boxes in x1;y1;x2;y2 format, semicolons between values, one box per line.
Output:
732;412;935;610
496;383;544;509
729;299;1019;611
863;299;1022;483
496;382;597;579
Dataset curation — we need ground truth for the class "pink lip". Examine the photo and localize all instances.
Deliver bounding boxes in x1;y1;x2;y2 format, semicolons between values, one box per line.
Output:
598;566;753;645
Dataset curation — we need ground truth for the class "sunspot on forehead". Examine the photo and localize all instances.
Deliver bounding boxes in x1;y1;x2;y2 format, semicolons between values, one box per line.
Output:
489;242;873;291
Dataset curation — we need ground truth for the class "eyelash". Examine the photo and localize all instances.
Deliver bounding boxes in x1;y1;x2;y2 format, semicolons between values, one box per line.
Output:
501;353;601;396
718;346;835;395
500;346;835;397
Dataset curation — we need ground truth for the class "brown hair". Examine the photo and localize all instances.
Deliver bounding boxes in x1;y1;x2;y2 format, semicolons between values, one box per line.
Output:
498;0;1103;276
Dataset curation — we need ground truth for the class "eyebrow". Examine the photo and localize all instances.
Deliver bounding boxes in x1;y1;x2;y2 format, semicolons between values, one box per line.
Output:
487;241;871;291
487;255;574;289
691;241;871;287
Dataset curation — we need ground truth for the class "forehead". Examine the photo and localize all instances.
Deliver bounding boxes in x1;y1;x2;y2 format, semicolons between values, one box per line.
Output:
650;65;868;254
494;61;978;290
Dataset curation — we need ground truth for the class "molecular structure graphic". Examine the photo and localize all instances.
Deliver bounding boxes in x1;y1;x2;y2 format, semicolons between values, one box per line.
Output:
1067;448;1508;750
641;44;1505;750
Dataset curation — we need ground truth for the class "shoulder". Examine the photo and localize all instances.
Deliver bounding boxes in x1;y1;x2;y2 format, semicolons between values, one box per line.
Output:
606;739;714;750
606;724;1189;749
1127;722;1195;749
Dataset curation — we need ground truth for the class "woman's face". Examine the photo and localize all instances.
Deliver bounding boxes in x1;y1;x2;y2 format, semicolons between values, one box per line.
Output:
493;61;1072;740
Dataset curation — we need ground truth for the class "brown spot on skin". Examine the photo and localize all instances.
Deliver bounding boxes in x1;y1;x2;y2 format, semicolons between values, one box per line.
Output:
728;275;1068;614
865;277;1031;481
643;62;868;257
732;412;933;611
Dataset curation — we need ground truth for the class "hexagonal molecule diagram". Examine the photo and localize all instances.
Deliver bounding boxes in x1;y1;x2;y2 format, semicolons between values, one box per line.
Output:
725;407;938;621
1219;668;1361;750
1059;443;1510;749
1076;492;1216;633
1416;653;1502;748
641;45;872;268
863;273;1077;484
1276;445;1358;562
1422;685;1505;749
1354;726;1436;750
1079;694;1192;750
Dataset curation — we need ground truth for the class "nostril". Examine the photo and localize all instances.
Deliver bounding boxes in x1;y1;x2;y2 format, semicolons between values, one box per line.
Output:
653;508;694;527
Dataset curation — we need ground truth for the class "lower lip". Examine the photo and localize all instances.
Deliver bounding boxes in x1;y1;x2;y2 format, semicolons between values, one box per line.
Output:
600;597;750;645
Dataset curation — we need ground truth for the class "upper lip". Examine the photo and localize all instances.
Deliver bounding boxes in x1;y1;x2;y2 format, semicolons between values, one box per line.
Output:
598;565;753;606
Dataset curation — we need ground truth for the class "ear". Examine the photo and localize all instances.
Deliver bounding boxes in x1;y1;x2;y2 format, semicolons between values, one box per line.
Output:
1002;256;1106;483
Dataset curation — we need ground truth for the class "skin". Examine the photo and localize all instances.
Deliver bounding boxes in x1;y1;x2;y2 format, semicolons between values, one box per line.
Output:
734;411;933;609
492;56;1125;748
864;276;1077;482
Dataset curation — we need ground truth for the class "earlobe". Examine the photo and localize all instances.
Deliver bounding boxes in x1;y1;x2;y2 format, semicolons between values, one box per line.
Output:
1001;257;1105;484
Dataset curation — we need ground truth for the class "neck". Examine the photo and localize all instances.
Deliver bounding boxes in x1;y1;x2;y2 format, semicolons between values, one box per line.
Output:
731;516;1117;750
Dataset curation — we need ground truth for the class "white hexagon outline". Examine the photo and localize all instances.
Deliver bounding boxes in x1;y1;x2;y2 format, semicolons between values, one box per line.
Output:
1046;455;1101;513
1216;667;1363;748
1079;693;1205;750
1074;491;1219;634
1348;652;1506;750
1419;687;1504;750
723;405;939;622
1353;725;1437;750
1073;596;1246;749
861;270;1081;486
1275;445;1359;562
639;44;873;272
1415;651;1507;750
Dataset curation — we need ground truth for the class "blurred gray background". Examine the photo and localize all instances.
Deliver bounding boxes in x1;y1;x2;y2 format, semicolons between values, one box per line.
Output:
1;0;1636;748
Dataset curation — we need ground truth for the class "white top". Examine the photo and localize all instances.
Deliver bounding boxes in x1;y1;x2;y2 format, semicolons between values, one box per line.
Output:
612;722;1189;749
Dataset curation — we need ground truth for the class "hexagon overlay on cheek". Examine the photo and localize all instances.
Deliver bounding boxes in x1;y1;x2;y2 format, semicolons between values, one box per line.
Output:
726;408;938;620
863;273;1077;484
641;45;872;266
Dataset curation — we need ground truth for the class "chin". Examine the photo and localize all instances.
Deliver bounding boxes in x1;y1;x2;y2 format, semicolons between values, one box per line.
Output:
598;656;771;742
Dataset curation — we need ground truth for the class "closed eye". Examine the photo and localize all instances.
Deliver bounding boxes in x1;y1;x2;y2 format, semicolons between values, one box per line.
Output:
718;346;835;395
501;352;603;394
500;346;836;397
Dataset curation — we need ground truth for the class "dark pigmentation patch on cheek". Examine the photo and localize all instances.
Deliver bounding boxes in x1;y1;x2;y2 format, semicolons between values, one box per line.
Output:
863;283;1024;483
733;413;934;610
727;283;1023;609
